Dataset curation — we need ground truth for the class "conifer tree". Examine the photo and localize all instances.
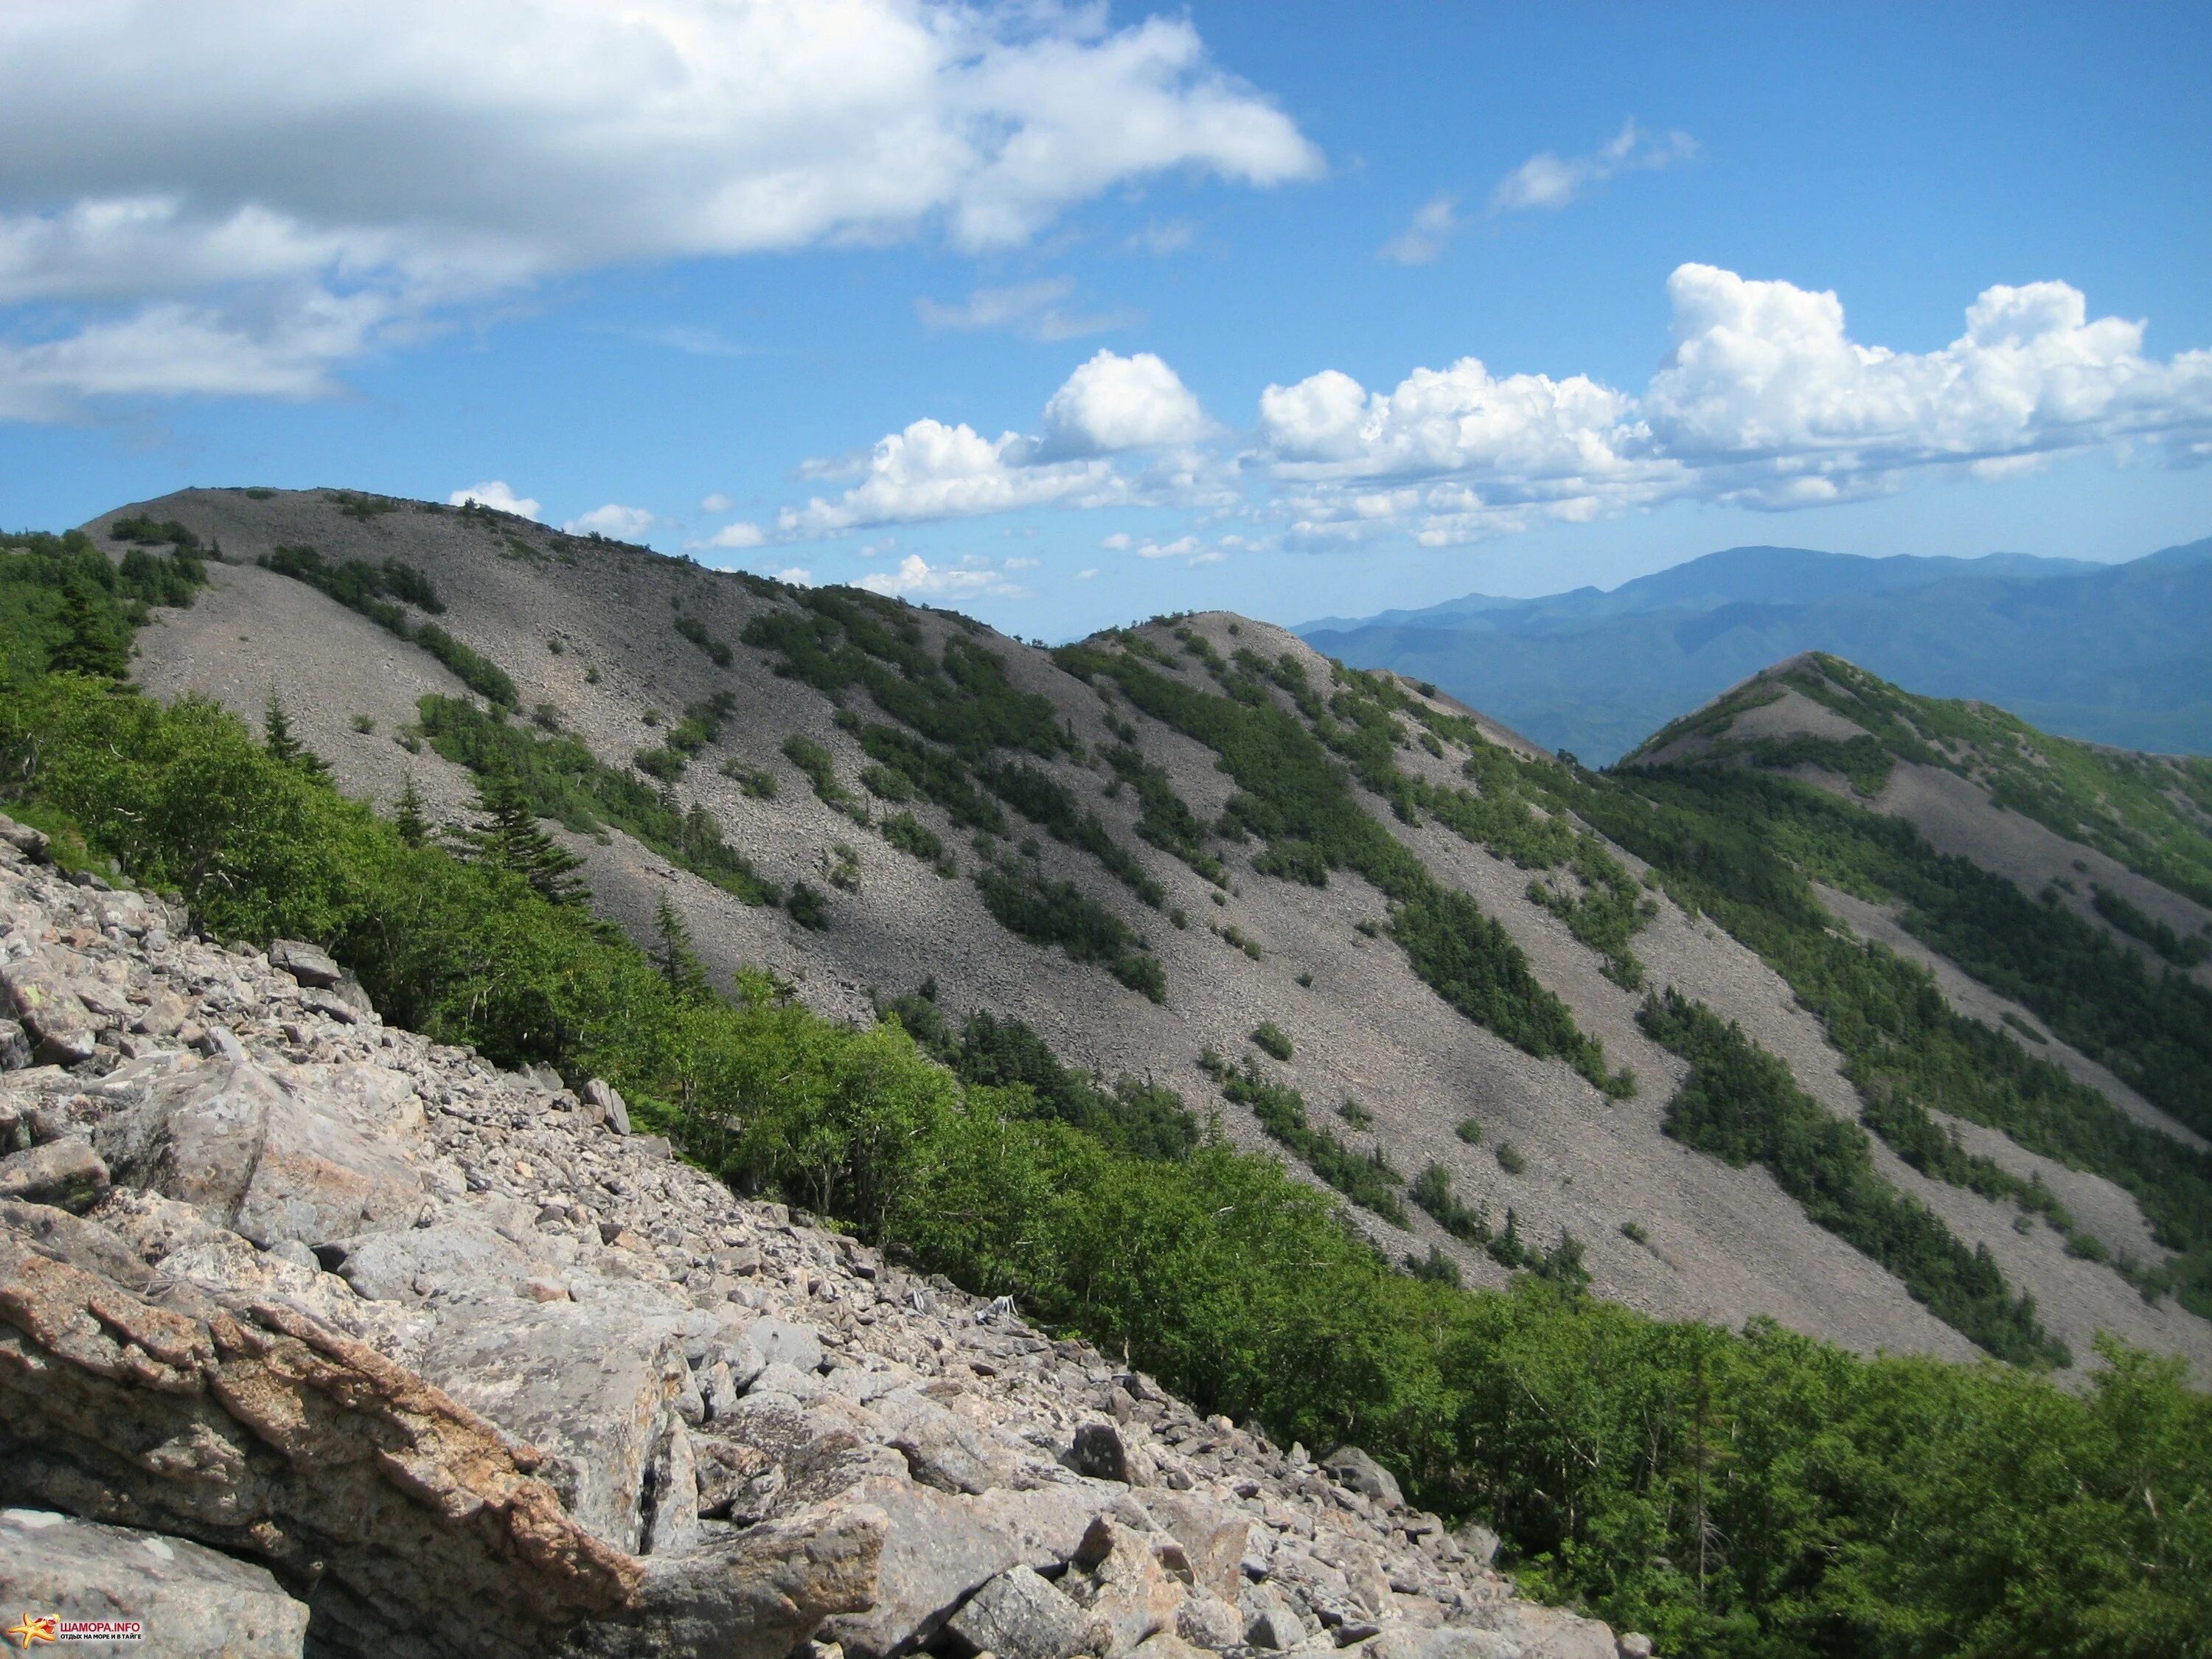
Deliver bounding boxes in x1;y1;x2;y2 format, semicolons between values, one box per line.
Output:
46;582;128;678
262;691;332;782
460;770;585;905
652;892;710;998
394;773;430;848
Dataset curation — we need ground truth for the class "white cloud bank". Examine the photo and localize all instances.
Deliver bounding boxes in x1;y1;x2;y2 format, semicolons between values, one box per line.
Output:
449;481;542;519
0;0;1318;419
753;349;1211;540
1490;119;1697;213
563;503;655;540
1259;265;2212;545
858;552;1028;599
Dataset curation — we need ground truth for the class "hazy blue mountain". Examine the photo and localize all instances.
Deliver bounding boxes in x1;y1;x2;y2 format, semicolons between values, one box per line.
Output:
1295;539;2212;763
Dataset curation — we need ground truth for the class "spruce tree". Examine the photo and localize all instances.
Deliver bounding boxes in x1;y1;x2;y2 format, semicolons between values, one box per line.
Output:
262;692;332;782
652;893;710;998
461;771;585;905
394;773;430;848
46;582;128;678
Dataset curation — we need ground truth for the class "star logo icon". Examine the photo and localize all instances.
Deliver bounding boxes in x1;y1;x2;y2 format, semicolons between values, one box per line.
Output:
4;1614;56;1649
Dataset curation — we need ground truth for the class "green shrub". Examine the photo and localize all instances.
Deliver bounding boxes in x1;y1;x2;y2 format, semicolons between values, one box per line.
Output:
675;611;734;667
1251;1020;1293;1061
974;866;1164;1001
1495;1142;1526;1175
786;880;829;930
1455;1118;1484;1146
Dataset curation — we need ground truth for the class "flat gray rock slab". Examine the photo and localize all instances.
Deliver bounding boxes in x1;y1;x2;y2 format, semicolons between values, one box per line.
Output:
0;1507;309;1659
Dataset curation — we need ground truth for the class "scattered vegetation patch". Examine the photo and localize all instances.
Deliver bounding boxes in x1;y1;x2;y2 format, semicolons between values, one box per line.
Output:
324;490;400;521
1638;990;2067;1367
1251;1020;1293;1061
878;811;954;875
675;611;734;667
1566;752;2212;1316
260;544;514;706
720;759;778;799
785;880;829;930
782;733;860;815
1054;638;1632;1096
2091;884;2211;967
974;865;1164;1001
414;695;775;905
1;529;206;675
1217;1057;1406;1224
884;988;1197;1161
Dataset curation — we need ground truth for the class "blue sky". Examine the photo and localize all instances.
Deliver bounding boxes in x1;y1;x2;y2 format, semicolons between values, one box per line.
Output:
2;1;2208;638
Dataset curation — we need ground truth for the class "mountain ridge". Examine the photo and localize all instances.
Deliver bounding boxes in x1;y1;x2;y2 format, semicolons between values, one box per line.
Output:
1295;536;2212;761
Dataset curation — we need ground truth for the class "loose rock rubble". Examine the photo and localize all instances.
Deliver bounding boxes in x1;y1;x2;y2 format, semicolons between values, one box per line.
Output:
0;813;1644;1659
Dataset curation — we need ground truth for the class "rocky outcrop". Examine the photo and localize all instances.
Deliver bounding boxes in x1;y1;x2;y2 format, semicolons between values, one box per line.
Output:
0;813;1641;1658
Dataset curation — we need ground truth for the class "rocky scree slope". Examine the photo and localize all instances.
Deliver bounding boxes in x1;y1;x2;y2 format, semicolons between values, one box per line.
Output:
102;487;2211;1380
0;813;1632;1659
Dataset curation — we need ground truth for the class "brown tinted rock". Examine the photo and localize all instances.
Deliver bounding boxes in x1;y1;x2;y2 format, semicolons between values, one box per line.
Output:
1065;1518;1189;1658
1137;1492;1248;1601
944;1564;1093;1659
1;956;98;1065
0;1232;640;1659
0;1138;109;1213
268;939;344;989
415;1295;698;1556
1318;1447;1402;1512
97;1057;420;1249
559;1500;886;1659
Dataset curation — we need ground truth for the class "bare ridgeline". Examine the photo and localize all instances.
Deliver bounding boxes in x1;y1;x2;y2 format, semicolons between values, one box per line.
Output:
0;818;1626;1659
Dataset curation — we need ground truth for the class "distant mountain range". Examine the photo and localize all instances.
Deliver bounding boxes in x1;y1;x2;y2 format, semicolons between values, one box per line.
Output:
1294;538;2212;763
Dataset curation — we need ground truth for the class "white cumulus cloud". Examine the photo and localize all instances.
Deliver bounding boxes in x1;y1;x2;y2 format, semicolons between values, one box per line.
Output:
703;521;767;549
0;0;1318;418
699;493;734;513
858;552;1026;599
449;480;543;519
771;350;1209;537
776;418;1119;538
563;503;655;540
1491;119;1698;213
1379;195;1457;265
1042;349;1208;455
1256;265;2212;544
